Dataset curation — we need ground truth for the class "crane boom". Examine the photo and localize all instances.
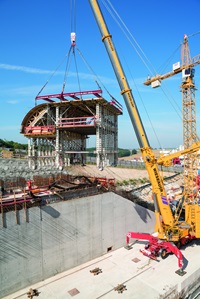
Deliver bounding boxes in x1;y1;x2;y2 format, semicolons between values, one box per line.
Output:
143;51;200;86
143;58;200;86
157;141;200;166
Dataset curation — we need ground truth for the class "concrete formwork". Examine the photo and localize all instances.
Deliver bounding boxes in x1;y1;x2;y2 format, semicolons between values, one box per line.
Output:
0;158;63;181
21;95;122;170
0;192;155;298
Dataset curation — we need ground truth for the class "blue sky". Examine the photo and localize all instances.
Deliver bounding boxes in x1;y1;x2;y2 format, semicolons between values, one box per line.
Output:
1;0;200;149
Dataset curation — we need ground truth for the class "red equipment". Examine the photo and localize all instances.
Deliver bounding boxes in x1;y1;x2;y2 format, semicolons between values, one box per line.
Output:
126;232;184;271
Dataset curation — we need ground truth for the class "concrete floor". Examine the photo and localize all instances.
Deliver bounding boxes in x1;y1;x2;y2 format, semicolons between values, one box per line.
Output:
4;239;200;299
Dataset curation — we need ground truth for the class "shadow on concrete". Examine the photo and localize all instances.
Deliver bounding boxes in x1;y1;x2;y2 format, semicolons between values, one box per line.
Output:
175;239;200;271
193;238;200;246
133;203;152;223
41;206;60;218
182;255;189;270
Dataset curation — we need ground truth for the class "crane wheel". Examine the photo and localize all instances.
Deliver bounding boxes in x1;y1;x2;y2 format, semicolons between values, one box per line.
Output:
160;248;168;259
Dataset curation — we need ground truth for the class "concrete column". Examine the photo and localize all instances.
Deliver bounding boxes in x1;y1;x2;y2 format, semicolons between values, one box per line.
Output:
55;106;61;169
28;138;32;169
96;103;103;169
31;138;37;170
114;114;118;166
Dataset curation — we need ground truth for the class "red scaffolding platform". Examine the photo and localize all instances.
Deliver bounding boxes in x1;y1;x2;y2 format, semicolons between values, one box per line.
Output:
35;89;103;102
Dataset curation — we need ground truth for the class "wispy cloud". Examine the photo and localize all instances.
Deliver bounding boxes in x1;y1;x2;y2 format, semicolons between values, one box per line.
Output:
0;63;54;74
0;63;97;78
0;63;117;84
6;100;19;104
0;63;123;100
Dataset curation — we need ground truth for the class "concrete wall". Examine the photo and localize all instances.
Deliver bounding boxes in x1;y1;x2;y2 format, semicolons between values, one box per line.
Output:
0;192;155;298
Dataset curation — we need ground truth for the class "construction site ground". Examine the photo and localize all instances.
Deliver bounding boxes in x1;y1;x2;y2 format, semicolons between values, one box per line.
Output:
5;237;200;299
0;157;183;207
69;164;183;203
69;164;176;182
1;160;195;299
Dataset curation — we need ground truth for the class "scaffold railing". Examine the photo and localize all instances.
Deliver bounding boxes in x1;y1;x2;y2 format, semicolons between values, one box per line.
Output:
24;125;56;135
57;116;96;128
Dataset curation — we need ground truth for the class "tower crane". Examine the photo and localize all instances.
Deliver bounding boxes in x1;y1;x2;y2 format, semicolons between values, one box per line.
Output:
143;34;200;204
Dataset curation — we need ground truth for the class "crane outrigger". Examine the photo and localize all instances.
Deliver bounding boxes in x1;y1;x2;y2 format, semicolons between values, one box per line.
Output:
89;0;200;274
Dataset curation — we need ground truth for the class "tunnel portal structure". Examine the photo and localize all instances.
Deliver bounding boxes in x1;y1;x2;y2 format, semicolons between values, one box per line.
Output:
21;90;122;170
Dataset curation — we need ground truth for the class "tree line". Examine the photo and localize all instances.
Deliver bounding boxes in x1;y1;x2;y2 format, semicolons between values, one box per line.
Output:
0;139;137;158
0;139;28;151
87;147;137;157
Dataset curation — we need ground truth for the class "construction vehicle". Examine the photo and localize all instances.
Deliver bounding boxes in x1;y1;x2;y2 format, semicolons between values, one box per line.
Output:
172;157;181;166
89;0;200;274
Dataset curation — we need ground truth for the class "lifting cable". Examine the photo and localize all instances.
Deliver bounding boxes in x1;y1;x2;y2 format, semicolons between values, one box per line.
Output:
126;61;162;149
62;42;75;94
37;0;118;106
101;0;155;76
101;0;162;147
69;0;84;97
102;0;182;112
70;0;76;34
159;44;180;75
36;0;79;100
35;41;81;107
69;0;116;101
101;0;184;146
72;45;83;99
35;48;72;99
66;0;97;100
75;46;116;100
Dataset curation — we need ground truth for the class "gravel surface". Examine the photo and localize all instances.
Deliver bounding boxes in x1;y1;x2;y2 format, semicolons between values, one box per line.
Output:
68;164;176;182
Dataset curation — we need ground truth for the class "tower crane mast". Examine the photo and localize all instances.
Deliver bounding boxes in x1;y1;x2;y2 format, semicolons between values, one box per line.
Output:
181;34;199;202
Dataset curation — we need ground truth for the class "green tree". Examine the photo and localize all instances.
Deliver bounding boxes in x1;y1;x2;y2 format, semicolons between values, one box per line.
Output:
118;148;130;157
132;149;137;154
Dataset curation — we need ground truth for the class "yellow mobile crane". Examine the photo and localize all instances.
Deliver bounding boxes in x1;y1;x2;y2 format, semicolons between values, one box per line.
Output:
89;0;200;274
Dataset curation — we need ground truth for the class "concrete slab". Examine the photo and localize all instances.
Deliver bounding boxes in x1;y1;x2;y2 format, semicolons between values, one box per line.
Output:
3;239;200;299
